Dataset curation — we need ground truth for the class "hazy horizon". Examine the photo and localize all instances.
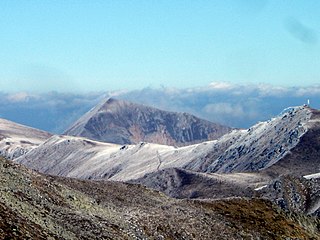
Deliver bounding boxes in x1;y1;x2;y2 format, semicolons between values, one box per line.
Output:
1;82;319;134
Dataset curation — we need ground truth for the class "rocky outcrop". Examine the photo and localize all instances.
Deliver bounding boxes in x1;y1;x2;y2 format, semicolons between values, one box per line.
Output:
64;98;232;146
255;175;320;217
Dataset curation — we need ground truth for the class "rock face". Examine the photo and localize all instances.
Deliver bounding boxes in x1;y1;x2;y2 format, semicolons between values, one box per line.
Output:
64;98;232;146
256;175;320;217
1;156;319;239
0;118;52;159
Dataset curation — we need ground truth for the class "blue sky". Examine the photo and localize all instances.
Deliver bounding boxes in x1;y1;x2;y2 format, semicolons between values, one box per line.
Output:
0;0;319;92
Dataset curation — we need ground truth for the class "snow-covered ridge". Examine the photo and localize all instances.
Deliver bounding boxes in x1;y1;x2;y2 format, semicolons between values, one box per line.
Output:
0;118;52;159
206;106;312;173
15;106;318;181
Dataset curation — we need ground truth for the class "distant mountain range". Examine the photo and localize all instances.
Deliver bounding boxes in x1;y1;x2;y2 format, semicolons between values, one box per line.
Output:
64;98;232;146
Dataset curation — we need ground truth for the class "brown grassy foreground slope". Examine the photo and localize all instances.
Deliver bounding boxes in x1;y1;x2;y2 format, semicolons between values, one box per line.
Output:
0;156;319;239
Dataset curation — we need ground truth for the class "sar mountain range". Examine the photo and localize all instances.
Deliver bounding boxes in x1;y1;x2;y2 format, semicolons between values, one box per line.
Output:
1;97;320;239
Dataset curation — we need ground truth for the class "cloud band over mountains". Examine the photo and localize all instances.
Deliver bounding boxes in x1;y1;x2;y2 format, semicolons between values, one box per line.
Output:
1;82;319;132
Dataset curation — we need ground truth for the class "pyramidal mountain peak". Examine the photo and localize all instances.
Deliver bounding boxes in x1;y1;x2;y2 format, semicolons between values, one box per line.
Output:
64;97;232;146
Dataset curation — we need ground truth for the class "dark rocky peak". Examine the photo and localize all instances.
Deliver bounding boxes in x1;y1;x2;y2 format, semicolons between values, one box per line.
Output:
64;98;232;146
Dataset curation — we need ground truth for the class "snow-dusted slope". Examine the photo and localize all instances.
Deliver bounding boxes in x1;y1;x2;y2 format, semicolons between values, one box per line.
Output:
15;106;320;181
15;135;175;180
0;118;52;159
188;106;314;173
14;133;244;181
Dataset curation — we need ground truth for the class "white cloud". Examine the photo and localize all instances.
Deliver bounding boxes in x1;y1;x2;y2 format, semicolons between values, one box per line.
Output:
1;83;320;132
108;90;129;98
208;82;235;90
204;102;245;117
256;84;289;97
294;86;320;97
6;92;39;102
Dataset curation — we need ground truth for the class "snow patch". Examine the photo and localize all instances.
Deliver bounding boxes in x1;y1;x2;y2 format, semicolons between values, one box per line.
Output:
254;185;268;191
303;173;320;179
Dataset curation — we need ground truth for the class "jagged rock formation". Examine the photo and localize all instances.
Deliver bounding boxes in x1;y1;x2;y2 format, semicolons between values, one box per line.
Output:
64;98;232;146
0;118;52;159
1;156;319;239
255;174;320;217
